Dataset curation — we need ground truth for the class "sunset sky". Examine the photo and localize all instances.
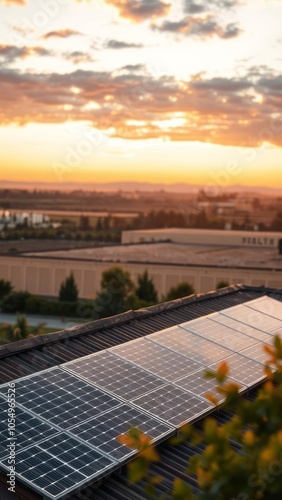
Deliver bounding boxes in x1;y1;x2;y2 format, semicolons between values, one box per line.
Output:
0;0;281;189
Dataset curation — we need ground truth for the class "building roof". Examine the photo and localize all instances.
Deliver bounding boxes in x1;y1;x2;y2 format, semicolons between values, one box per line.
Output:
0;284;281;499
23;241;282;270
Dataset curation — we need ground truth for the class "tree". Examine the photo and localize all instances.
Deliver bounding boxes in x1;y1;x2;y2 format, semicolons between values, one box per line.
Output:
59;272;78;302
120;336;282;500
0;279;13;300
94;266;134;319
165;282;195;301
5;315;46;342
135;270;158;304
1;291;31;313
216;280;230;289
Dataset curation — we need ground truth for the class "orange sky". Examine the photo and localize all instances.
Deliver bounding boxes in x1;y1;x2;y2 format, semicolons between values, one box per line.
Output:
0;0;281;189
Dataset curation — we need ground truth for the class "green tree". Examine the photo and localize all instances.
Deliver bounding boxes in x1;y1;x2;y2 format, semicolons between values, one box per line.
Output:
165;282;195;301
0;279;13;300
59;272;78;302
6;315;46;342
121;336;282;500
95;266;134;319
216;280;230;289
2;291;31;313
135;270;158;304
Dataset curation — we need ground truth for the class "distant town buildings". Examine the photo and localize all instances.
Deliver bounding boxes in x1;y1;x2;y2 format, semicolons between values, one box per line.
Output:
0;210;59;231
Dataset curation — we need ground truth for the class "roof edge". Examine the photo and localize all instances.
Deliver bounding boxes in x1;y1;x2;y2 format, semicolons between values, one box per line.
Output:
0;283;265;359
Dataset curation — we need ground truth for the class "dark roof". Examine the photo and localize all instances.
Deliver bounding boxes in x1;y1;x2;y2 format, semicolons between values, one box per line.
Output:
0;284;281;499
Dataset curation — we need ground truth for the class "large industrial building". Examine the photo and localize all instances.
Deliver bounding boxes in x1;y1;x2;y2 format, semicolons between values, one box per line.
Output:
0;229;282;297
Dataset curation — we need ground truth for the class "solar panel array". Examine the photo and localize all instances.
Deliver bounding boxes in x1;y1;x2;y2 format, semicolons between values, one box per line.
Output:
0;295;282;499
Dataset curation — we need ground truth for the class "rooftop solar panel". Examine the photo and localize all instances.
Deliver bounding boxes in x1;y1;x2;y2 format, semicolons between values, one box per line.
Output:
209;353;265;386
63;351;166;401
240;343;276;367
180;317;258;352
132;384;212;427
221;304;282;333
174;369;247;402
70;404;174;461
208;313;273;343
111;338;203;382
0;399;58;460
149;327;234;365
244;296;282;321
0;433;115;500
0;368;121;429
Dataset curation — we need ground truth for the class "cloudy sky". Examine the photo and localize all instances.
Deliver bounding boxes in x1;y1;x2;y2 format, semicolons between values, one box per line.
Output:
0;0;281;188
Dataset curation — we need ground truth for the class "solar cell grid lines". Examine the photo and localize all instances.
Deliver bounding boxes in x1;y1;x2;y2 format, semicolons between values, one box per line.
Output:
209;353;266;386
132;384;212;427
0;401;58;460
180;317;259;352
221;304;282;333
244;296;282;322
0;368;122;428
111;338;203;382
70;404;173;461
149;327;234;365
63;351;166;401
209;313;273;343
240;343;276;368
0;433;115;500
174;369;247;402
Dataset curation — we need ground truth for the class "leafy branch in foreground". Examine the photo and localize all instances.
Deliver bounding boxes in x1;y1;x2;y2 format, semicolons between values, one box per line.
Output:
118;335;282;499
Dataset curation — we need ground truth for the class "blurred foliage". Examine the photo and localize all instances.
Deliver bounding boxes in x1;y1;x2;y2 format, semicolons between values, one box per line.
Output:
165;282;195;301
119;336;282;499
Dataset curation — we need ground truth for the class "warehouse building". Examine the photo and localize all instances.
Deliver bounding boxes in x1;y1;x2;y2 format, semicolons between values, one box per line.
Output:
0;228;282;297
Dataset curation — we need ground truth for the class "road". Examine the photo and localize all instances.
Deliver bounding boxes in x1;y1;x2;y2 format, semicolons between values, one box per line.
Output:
0;313;84;331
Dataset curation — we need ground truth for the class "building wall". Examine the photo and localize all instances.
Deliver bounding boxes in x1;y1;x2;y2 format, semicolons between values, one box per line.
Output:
122;229;282;248
0;255;281;298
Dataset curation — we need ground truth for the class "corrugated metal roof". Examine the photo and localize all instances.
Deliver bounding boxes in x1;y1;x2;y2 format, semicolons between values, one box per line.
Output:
0;285;281;500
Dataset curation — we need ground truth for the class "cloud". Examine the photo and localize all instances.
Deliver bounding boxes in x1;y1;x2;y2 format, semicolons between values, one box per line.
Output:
106;39;144;49
64;51;94;64
153;16;241;39
121;64;145;71
0;66;281;148
105;0;171;22
42;29;82;39
0;44;51;63
0;0;25;5
184;0;238;13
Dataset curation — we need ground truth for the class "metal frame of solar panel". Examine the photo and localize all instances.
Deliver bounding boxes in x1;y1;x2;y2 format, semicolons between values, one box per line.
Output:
244;296;282;322
220;302;282;333
148;325;235;364
206;312;274;343
1;295;281;499
180;316;260;352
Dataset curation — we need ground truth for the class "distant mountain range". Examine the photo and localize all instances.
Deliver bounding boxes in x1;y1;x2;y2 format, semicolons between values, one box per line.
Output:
0;180;281;195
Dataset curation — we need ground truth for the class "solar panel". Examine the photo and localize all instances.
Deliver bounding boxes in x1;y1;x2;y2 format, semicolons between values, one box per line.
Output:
63;351;166;401
221;304;282;333
209;353;265;386
0;433;115;500
0;368;122;429
240;343;276;368
70;403;173;461
111;338;203;382
174;369;247;402
244;296;282;322
132;384;212;427
0;399;58;460
208;313;273;343
181;317;258;352
149;326;234;364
